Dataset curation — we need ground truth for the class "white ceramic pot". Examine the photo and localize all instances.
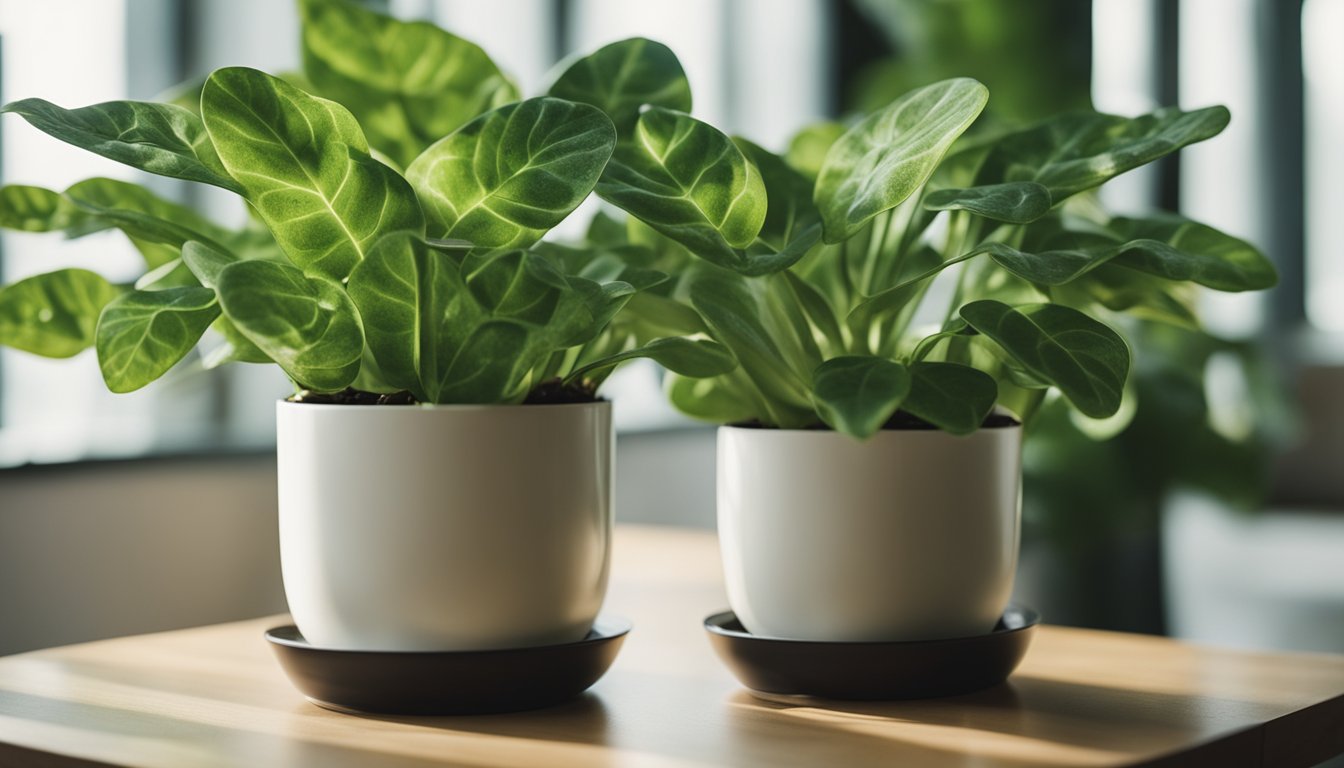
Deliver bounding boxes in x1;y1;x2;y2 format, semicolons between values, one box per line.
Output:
276;400;613;651
718;423;1021;642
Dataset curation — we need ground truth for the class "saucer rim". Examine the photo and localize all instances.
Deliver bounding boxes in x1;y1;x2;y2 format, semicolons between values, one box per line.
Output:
703;604;1039;646
265;614;633;656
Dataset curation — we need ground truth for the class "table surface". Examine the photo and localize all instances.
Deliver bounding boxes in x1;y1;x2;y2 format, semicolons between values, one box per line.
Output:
1;525;1342;768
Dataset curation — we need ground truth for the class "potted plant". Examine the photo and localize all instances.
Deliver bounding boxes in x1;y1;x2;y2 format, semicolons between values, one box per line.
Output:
0;3;732;652
572;70;1277;641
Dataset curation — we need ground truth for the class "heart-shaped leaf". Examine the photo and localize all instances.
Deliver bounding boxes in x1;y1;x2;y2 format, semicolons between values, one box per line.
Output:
216;259;363;391
959;299;1129;418
597;108;767;271
548;38;692;136
815;78;987;243
0;269;122;358
0;99;243;193
811;356;912;439
95;287;219;392
924;182;1052;223
901;361;998;435
201;66;423;282
298;0;515;168
407;97;616;249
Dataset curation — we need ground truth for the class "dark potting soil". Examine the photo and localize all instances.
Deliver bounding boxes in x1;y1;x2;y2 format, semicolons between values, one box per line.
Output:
289;388;418;405
287;381;602;406
732;410;1021;432
523;378;600;405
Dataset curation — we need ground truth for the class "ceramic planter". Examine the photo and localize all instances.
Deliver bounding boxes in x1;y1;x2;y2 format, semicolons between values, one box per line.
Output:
717;423;1021;642
276;400;613;651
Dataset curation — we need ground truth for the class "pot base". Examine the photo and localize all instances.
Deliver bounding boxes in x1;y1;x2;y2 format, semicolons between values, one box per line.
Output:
705;606;1037;700
266;615;630;715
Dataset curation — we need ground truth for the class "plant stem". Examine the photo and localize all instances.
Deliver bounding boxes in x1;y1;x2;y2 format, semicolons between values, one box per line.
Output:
859;210;890;296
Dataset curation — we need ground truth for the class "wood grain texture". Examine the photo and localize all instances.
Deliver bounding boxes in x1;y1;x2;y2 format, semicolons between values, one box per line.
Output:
0;524;1342;768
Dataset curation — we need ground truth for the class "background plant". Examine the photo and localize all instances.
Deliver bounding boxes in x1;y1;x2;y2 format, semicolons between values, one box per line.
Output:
0;0;734;403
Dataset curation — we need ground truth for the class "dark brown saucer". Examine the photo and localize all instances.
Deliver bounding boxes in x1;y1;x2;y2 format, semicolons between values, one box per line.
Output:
704;605;1038;700
266;616;630;715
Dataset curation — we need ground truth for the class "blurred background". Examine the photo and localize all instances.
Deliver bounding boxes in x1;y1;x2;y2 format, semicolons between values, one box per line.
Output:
1;0;1341;660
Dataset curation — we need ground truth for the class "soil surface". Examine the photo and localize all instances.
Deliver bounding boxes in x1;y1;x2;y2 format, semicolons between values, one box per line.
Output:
733;410;1021;431
287;381;602;406
289;388;417;405
523;378;601;405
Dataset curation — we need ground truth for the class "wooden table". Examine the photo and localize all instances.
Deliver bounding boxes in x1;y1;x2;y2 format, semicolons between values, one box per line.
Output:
1;525;1342;768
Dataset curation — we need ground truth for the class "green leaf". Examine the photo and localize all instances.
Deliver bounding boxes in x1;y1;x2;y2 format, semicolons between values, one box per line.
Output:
215;259;363;391
741;224;824;277
665;370;761;425
811;356;911;439
786;121;846;180
959;300;1129;419
63;178;232;267
298;0;515;168
735;137;822;251
779;269;845;350
548;38;692;136
463;250;632;349
346;235;447;398
567;337;736;383
0;184;98;233
1105;216;1278;292
0;269;122;358
203;316;273;368
201;66;423;282
436;320;533;403
407;97;616;249
924;182;1052;223
981;241;1111;285
902;361;998;435
815;78;987;243
0;98;243;193
94;287;219;392
586;209;629;246
847;244;952;324
1061;262;1201;328
690;276;814;426
180;240;236;289
625;292;708;337
135;259;201;291
597;107;767;271
348;235;538;403
980;106;1230;201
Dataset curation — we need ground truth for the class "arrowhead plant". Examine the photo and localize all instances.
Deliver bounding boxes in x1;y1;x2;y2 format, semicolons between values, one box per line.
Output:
0;0;735;404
